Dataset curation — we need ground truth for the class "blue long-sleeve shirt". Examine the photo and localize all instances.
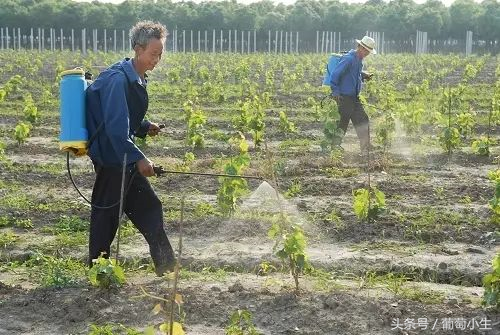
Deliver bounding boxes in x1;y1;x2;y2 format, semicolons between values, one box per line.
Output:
330;49;363;97
86;58;151;167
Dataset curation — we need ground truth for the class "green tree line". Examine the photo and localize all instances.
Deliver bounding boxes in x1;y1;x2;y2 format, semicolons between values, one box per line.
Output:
1;0;499;42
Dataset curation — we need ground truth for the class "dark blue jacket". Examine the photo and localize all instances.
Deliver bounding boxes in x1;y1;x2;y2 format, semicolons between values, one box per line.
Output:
331;49;364;97
86;58;151;167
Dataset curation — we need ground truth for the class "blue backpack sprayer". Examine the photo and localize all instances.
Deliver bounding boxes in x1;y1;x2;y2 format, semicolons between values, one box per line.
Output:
59;68;89;157
320;52;344;108
58;69;262;208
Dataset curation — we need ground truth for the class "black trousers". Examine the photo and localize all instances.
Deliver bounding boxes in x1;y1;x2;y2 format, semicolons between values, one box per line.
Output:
337;95;370;150
89;164;174;268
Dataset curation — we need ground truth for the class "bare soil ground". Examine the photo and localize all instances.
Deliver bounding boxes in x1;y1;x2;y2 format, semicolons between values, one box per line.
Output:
0;54;499;335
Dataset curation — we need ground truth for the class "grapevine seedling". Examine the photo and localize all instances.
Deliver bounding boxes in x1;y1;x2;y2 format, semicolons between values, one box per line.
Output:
474;98;498;157
456;111;475;139
14;121;30;145
266;144;311;293
320;99;344;152
352;187;386;222
268;213;310;293
488;170;500;224
176;152;195;172
438;86;467;157
23;93;39;123
472;137;493;156
248;95;266;148
375;111;396;152
225;310;262;335
183;99;207;149
482;253;500;310
278;110;297;134
217;134;250;216
88;255;125;289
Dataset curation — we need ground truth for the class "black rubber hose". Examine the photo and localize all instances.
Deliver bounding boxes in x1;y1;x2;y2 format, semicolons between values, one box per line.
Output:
66;151;137;209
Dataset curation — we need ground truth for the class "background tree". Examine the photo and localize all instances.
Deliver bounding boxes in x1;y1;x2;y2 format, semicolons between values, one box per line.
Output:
0;0;499;52
477;0;500;48
449;0;481;38
412;0;448;39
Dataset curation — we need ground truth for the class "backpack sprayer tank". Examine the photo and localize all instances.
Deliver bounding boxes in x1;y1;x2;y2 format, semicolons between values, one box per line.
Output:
59;68;88;157
322;53;343;87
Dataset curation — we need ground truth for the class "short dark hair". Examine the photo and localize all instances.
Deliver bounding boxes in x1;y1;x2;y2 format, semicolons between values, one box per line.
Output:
129;21;168;49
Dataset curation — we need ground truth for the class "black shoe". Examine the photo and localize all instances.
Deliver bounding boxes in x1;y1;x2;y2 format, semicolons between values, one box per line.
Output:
151;247;176;276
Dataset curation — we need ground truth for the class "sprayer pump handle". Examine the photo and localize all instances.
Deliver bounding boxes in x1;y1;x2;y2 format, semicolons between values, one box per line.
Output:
153;166;166;177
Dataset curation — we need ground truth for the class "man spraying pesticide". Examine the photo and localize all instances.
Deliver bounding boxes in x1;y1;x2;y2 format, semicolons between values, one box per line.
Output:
323;35;376;154
59;22;262;277
60;21;176;276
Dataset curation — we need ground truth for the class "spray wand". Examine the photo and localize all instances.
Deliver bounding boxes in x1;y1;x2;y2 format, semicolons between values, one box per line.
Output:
152;165;263;180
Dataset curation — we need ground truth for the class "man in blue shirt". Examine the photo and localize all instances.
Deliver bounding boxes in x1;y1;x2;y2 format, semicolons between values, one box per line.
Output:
330;36;376;153
86;21;175;276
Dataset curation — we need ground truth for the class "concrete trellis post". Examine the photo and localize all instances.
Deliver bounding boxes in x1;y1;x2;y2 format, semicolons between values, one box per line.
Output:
285;31;288;53
280;31;283;53
38;28;41;52
329;31;332;52
241;30;244;53
466;30;473;56
82;28;86;54
92;29;97;52
172;30;176;53
204;30;207;52
253;30;256;53
268;30;271;53
275;31;278;54
321;31;325;53
316;31;319;53
296;31;299;53
247;30;250;53
382;32;385;54
416;30;428;54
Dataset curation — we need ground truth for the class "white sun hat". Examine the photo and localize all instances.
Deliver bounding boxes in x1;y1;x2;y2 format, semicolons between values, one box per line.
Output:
356;36;377;54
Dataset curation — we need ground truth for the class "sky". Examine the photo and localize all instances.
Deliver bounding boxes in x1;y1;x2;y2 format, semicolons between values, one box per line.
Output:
74;0;472;7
